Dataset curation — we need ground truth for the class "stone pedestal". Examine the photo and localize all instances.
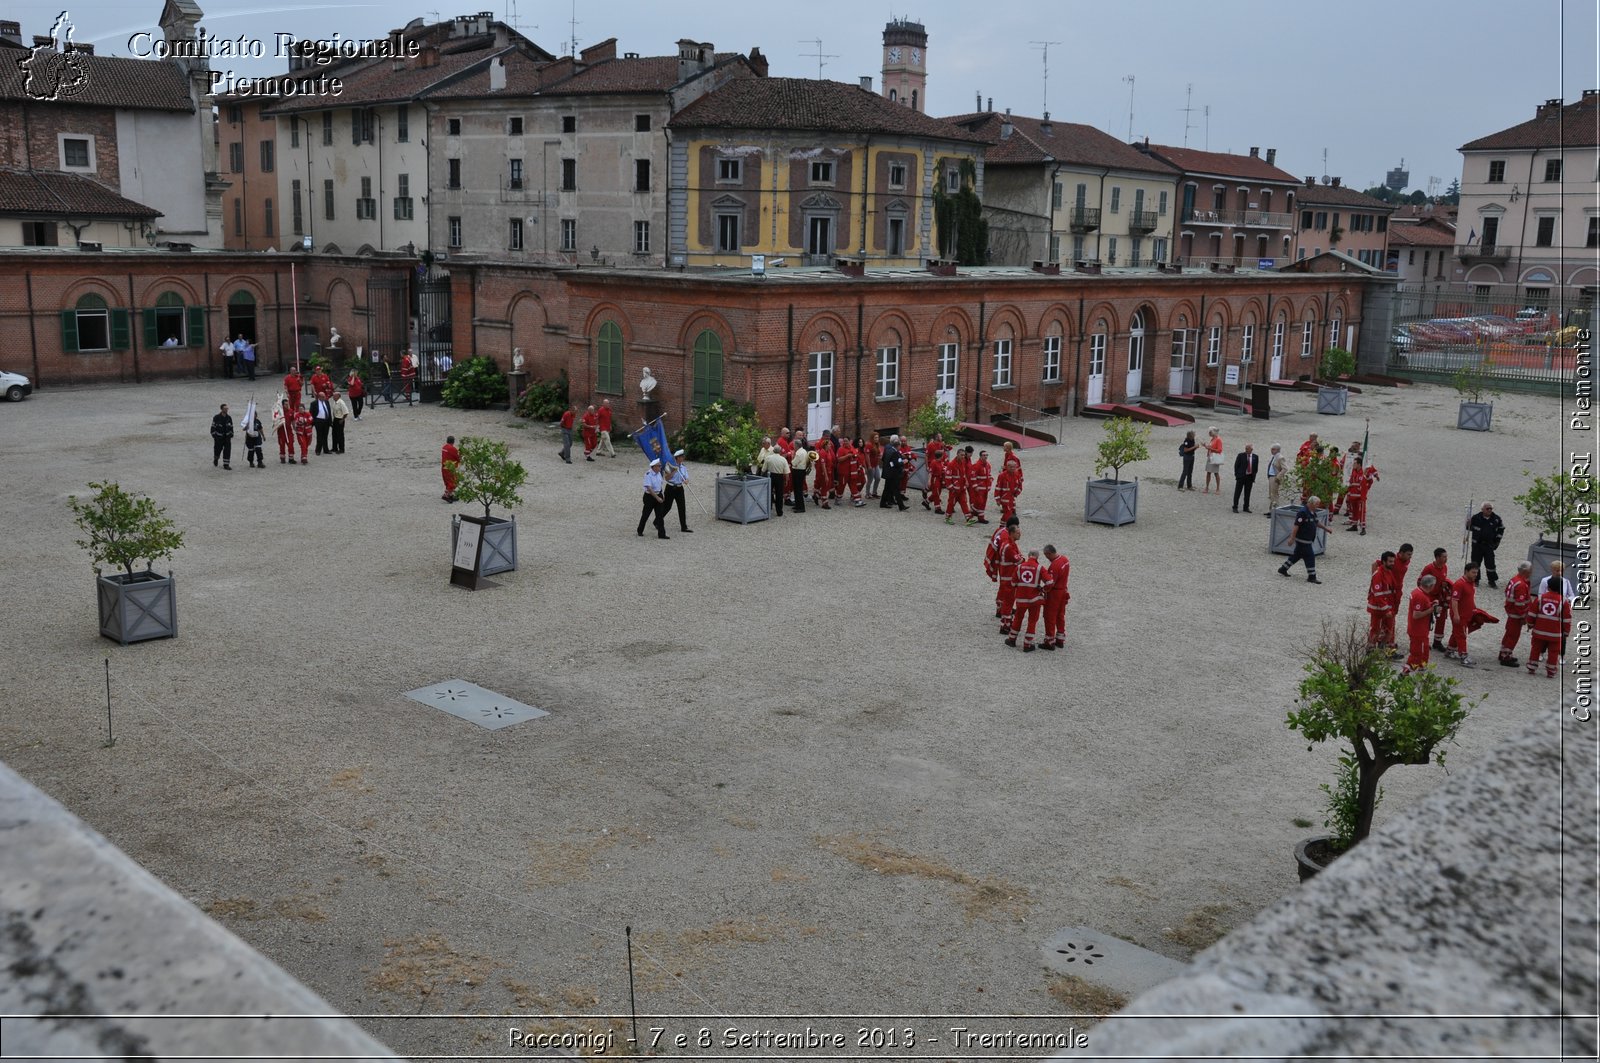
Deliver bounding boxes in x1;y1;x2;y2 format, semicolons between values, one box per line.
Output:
507;371;528;409
639;397;662;427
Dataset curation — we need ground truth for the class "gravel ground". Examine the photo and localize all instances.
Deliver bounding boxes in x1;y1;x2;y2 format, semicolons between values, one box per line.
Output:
0;375;1572;1058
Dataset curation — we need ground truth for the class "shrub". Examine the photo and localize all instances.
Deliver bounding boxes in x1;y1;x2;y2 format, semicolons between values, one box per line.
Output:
1452;355;1496;403
449;437;527;519
69;481;185;577
674;400;758;466
515;370;570;421
1093;416;1151;482
1319;346;1356;380
1283;448;1344;508
907;397;959;444
1514;468;1599;541
441;355;505;410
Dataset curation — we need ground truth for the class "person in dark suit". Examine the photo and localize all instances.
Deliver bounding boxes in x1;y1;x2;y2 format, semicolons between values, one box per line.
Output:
879;435;907;510
311;395;334;454
1232;443;1259;512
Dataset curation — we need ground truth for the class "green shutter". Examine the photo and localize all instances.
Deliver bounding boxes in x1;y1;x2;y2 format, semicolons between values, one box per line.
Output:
708;347;723;400
142;308;157;348
110;309;130;350
60;310;78;353
187;305;205;347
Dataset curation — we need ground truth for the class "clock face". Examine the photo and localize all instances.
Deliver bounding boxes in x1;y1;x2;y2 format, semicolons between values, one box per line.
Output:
887;47;901;63
911;48;921;66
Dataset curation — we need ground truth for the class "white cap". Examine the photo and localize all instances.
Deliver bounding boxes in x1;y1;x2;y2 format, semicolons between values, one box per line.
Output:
674;449;685;457
649;458;661;466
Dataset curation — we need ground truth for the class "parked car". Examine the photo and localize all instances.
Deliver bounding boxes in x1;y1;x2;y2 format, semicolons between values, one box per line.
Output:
1391;326;1414;352
1;369;31;401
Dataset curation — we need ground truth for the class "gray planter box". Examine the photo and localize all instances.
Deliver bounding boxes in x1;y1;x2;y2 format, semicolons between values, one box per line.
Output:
1085;477;1138;527
906;446;929;493
716;473;772;524
1269;505;1328;556
1316;387;1349;415
1528;538;1585;597
97;571;177;645
1457;401;1493;431
452;513;518;575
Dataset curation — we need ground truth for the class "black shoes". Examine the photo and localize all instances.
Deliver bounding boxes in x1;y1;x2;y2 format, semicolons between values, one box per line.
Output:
1432;639;1446;651
1278;566;1290;577
680;528;693;533
1307;575;1321;584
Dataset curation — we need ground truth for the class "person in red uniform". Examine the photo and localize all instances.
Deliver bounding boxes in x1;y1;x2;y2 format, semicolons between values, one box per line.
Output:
1006;548;1049;650
440;435;460;503
1393;542;1414;590
984;517;1019;619
272;397;295;463
968;448;993;524
1527;581;1571;678
898;437;916;503
1420;548;1452;649
309;365;334;402
1403;574;1442;674
558;405;576;463
283;365;303;411
292;401;314;464
922;446;945;511
1297;433;1320;461
346;368;366;418
838;438;866;506
812;437;834;509
596;399;616;458
776;429;796;461
943;449;971;524
1041;543;1070;649
1366;551;1400;651
580;405;600;460
1445;563;1482;666
1498;562;1534;666
399;351;417;405
995;523;1023;635
995;461;1021;523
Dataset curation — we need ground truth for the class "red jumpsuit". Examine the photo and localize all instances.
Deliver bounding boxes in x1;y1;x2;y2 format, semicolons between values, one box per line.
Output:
1008;556;1049;649
1499;573;1532;664
309;370;334;401
968;458;993;522
837;443;865;503
898;443;916;499
1366;561;1399;648
273;402;294;462
1043;552;1071;647
1527;589;1570;676
1421;559;1452;640
984;525;1007;614
293;407;314;462
441;441;460;500
995;455;1023;522
1404;586;1437;673
812;443;834;507
580;410;599;457
1345;466;1379;532
399;354;416;402
996;534;1022;634
283;370;303;411
943;457;970;520
924;454;945;511
1447;576;1478;657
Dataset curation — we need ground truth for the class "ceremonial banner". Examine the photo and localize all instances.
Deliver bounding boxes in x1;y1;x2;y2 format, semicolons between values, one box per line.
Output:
634;417;672;464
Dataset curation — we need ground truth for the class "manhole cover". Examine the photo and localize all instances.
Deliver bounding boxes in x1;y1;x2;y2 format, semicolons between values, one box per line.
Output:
1040;926;1187;997
404;680;549;730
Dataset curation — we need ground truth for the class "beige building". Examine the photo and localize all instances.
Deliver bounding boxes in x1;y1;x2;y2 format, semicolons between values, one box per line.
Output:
1456;90;1600;304
945;110;1180;268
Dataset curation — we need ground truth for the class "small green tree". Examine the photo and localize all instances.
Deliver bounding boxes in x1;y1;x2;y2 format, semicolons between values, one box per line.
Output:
1286;618;1473;850
674;400;765;472
716;414;768;474
1452;355;1496;404
1514;469;1600;543
1282;450;1344;508
1093;416;1151;483
449;437;527;519
1319;346;1356;380
441;355;506;410
69;481;185;578
907;397;958;445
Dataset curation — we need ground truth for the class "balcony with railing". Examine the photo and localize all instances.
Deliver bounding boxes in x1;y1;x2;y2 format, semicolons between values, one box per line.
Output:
1457;242;1511;264
1068;206;1101;233
1127;210;1159;235
1182;208;1294;229
499;175;533;203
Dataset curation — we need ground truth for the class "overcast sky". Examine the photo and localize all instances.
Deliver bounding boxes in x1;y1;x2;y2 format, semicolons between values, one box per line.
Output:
18;0;1599;191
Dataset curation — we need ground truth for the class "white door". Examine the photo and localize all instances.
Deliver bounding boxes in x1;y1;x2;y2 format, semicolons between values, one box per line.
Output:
1087;333;1106;405
935;342;959;418
806;350;833;438
1169;329;1194;394
1270;321;1285;379
1125;312;1146;398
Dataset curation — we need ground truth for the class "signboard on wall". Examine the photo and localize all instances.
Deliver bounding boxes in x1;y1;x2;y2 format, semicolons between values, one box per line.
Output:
1225;365;1241;386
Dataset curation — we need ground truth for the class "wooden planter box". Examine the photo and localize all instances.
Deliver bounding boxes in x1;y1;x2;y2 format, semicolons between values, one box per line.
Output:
1457;401;1493;431
1528;538;1585;596
1269;505;1327;556
1085;477;1138;527
716;474;772;524
97;571;178;645
1316;387;1349;415
452;514;518;575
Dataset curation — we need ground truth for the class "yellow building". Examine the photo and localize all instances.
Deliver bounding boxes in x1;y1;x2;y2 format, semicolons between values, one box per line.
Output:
666;77;986;267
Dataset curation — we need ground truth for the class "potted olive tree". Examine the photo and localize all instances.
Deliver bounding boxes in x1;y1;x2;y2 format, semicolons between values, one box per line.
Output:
1453;355;1496;431
905;397;959;494
1514;468;1597;591
69;481;185;644
679;400;771;525
1270;450;1342;556
448;437;528;576
1316;347;1355;415
1084;416;1150;527
1286;618;1473;881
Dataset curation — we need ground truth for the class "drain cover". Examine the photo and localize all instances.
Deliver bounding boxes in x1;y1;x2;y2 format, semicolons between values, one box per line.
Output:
1040;926;1187;997
404;680;549;730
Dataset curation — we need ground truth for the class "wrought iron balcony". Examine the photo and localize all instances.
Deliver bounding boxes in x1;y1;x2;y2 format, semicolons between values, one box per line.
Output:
1182;208;1294;229
1457;242;1510;264
1127;210;1159;235
1068;207;1101;233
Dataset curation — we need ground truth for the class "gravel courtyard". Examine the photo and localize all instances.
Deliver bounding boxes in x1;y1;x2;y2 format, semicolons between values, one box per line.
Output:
0;374;1571;1057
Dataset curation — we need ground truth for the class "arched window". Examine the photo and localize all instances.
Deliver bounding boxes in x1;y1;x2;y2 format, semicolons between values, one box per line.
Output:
145;290;198;348
1129;310;1146;371
227;290;257;344
597;320;623;393
875;329;902;399
1302;310;1317;359
691;329;723;406
62;292;128;353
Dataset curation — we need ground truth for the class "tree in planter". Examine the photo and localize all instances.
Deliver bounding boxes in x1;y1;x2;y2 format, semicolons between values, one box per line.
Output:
1286;618;1473;853
1319;346;1356;381
441;355;506;410
1281;449;1344;508
448;437;527;519
713;410;767;474
1513;468;1599;544
1452;355;1497;404
69;481;185;577
1093;416;1151;483
907;397;959;445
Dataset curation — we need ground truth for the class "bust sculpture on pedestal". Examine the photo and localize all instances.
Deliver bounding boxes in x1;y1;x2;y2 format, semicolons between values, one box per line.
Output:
327;326;342;349
640;366;658;401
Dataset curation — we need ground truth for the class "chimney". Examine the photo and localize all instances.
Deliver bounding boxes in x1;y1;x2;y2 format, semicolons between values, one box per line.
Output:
834;256;865;277
859;75;872;91
1331;176;1341;188
419;45;439;67
488;55;506;91
1000;115;1013;139
1249;146;1259;158
1030;260;1061;275
1536;97;1564;118
32;34;54;48
1265;147;1276;165
976;90;982;111
1584;88;1599;101
987;96;993;111
580;38;616;64
1305;176;1316;186
746;46;767;77
0;21;21;46
1039;112;1052;135
67;41;92;54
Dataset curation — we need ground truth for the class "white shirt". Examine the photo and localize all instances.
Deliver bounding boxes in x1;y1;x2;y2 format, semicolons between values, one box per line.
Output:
642;469;665;494
669;463;688;487
1266;453;1286;478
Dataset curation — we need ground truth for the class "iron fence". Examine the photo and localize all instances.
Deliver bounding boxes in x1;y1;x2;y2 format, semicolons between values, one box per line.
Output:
1387;281;1593;392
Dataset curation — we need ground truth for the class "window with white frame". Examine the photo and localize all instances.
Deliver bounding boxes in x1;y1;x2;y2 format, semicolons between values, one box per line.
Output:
875;343;900;399
1206;324;1221;367
1301;316;1314;358
992;337;1013;387
634;220;650;254
810;159;834;184
1042;334;1062;382
59;134;94;171
1329;317;1342;347
717;157;741;182
889;162;907;189
1089;329;1106;377
1273;318;1285;360
448;216;462;248
560;218;576;252
1241;323;1254;362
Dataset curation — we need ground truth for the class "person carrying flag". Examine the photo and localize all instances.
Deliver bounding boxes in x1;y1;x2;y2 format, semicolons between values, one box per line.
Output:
1344;463;1379;535
638;458;670;539
283;365;303;411
664;450;693;533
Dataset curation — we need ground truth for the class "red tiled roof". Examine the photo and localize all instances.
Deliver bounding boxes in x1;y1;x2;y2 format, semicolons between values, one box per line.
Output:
1292;183;1394;210
263;42;508;114
0;168;161;218
0;48;192;111
1386;219;1456;246
422;47;549;99
946;111;1180;174
1141;143;1299;184
670;77;988;142
1461;93;1600;150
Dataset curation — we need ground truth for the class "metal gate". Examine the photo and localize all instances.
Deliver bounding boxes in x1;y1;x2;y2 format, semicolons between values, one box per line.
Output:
366;274;408;370
415;266;453;383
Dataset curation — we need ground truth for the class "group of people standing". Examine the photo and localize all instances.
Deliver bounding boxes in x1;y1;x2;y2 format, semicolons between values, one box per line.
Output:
269;363;354;464
982;517;1071;651
219;334;259;380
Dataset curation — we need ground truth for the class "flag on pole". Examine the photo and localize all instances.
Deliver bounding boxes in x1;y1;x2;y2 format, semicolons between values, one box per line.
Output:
239;397;257;432
634;417;672;465
1361;417;1369;467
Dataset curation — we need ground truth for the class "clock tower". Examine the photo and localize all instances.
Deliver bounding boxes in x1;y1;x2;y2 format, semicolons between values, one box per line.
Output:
881;18;927;113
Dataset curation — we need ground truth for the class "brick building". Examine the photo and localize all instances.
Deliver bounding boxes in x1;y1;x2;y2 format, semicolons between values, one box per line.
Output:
1136;143;1301;270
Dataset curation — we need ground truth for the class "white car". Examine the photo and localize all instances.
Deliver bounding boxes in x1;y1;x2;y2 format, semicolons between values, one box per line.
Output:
0;370;31;402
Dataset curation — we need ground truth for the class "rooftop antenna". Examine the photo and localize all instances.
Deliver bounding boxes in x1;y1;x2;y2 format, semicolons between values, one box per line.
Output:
1029;40;1061;117
1121;74;1136;142
798;38;837;79
1322;147;1329;181
1203;104;1210;151
1179;82;1196;147
566;0;578;57
504;0;534;34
